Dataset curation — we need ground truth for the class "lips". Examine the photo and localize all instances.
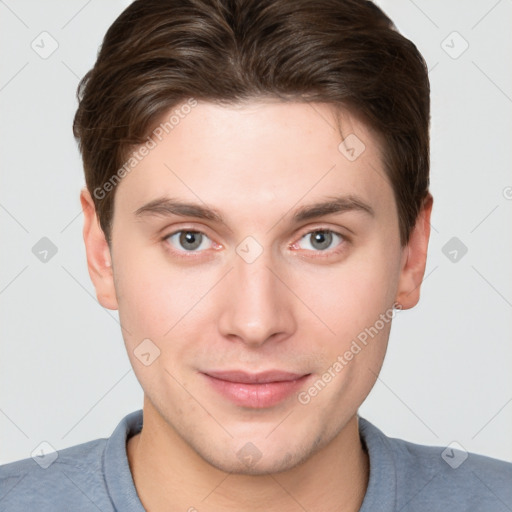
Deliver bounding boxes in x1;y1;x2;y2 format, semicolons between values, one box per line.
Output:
202;370;311;408
205;370;307;384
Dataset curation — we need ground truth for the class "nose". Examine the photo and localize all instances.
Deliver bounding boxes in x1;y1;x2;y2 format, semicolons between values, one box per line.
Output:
217;248;296;347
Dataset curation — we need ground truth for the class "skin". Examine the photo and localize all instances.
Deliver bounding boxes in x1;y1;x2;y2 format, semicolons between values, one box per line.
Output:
81;99;432;512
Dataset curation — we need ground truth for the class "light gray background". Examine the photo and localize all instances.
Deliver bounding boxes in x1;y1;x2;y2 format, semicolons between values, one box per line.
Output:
1;0;511;465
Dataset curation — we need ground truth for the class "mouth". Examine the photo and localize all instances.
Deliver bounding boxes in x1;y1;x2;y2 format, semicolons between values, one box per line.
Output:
201;370;312;408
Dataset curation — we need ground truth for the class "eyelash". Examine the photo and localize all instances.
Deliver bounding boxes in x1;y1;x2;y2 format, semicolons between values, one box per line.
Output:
162;227;348;259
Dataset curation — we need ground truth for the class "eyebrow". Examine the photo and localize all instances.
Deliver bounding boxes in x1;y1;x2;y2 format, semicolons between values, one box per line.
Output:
293;195;374;222
134;194;375;225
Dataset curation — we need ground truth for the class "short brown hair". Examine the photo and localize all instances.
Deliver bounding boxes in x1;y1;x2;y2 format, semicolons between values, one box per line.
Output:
73;0;430;246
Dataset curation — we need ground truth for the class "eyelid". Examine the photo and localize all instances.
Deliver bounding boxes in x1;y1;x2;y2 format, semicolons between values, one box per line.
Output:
294;223;349;239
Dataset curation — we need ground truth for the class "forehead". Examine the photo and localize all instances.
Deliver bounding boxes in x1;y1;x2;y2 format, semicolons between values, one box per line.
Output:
114;100;394;223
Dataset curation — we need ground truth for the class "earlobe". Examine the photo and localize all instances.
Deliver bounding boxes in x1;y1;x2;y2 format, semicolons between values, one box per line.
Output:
395;193;434;310
80;188;119;310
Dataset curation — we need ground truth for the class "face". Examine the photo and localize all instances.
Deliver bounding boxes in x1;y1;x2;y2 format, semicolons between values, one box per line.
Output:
82;99;430;475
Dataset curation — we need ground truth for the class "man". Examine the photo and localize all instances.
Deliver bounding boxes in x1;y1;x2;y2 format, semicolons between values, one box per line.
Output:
1;0;511;510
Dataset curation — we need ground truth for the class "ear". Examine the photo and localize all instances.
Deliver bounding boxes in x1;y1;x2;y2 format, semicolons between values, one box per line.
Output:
80;187;119;310
395;193;434;310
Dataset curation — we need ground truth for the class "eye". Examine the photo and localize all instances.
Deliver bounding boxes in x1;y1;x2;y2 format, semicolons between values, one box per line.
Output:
164;230;214;253
294;229;345;253
163;228;346;258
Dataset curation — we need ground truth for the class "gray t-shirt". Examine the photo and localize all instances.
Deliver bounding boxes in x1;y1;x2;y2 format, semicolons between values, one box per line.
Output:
1;409;511;511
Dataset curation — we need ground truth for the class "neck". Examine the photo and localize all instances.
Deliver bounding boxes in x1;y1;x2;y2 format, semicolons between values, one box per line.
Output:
127;398;369;512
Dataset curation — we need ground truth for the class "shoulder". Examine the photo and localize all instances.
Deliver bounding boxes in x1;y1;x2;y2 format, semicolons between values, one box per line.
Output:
0;437;110;511
0;409;143;512
392;435;512;509
359;417;512;511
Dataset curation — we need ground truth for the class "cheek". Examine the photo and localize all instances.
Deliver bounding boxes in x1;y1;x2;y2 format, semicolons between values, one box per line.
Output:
112;243;220;346
111;249;208;389
298;242;400;342
111;240;176;337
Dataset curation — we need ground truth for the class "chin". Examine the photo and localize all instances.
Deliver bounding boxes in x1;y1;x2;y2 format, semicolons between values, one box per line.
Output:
194;429;329;476
203;447;305;476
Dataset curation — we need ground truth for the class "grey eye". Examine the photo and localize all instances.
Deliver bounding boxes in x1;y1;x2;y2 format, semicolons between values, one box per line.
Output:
309;231;333;251
179;231;203;250
166;230;211;252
